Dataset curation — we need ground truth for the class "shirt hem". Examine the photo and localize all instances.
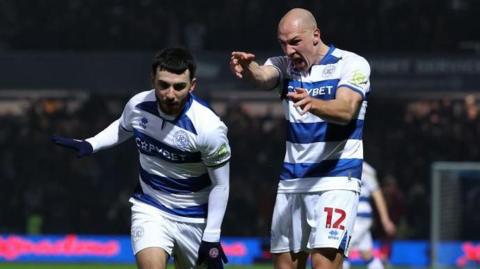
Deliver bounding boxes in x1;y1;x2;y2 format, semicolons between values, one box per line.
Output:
130;197;206;224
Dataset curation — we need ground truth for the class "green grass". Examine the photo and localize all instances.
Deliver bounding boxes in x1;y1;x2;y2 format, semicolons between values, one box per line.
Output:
0;264;437;269
0;265;136;269
0;264;272;269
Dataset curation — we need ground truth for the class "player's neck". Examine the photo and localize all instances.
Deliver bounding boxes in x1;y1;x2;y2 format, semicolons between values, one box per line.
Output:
314;43;330;64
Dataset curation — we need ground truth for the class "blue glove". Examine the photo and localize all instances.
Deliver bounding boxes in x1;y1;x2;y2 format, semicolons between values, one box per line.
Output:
51;135;93;158
196;241;228;269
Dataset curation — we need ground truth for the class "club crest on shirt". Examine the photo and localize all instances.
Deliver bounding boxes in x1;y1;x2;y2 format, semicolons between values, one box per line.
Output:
140;117;148;129
322;64;336;78
174;130;189;150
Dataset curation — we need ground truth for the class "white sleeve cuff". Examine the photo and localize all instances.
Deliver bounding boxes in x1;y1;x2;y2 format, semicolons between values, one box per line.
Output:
202;229;221;242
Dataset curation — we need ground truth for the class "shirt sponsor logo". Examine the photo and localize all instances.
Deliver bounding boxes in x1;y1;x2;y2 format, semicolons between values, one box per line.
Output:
287;85;334;97
135;138;189;161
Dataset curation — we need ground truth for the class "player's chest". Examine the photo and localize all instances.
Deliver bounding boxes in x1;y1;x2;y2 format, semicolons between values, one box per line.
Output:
130;113;199;156
285;65;342;100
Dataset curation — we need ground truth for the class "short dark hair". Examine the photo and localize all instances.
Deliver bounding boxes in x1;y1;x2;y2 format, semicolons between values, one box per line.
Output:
151;47;196;80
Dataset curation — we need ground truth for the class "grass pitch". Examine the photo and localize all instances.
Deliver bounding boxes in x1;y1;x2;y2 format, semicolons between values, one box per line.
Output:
0;264;435;269
0;264;273;269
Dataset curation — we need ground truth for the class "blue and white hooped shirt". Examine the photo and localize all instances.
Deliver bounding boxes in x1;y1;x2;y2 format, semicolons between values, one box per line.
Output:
120;90;230;223
265;45;371;193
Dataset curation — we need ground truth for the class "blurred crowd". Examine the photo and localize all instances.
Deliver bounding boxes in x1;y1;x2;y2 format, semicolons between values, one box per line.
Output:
0;96;136;234
364;94;480;239
1;93;479;240
0;0;478;53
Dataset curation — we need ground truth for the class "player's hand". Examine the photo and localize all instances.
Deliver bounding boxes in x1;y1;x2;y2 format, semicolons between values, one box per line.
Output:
230;51;256;79
287;88;313;115
196;241;228;269
383;219;397;237
51;135;93;158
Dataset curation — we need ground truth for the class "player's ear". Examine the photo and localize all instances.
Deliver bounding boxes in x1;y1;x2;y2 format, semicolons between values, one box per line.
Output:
189;77;197;92
313;28;321;46
151;72;156;87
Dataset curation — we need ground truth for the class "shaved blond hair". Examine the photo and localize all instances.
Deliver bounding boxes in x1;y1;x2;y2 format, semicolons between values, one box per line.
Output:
278;8;318;33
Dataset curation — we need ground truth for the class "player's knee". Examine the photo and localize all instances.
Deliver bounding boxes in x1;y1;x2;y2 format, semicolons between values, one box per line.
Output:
311;248;344;269
135;247;168;269
273;252;308;269
313;247;341;261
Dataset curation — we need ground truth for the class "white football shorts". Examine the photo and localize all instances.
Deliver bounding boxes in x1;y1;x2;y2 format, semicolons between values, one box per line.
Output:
349;217;373;251
130;202;206;269
270;190;359;256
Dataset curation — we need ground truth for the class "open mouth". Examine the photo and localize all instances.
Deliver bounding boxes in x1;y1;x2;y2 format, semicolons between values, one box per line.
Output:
291;57;306;69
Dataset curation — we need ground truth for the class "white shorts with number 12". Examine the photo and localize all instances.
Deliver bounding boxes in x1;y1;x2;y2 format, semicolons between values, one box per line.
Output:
270;190;359;256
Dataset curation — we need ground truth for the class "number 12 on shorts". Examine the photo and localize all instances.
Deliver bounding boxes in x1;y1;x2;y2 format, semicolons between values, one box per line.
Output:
324;207;346;230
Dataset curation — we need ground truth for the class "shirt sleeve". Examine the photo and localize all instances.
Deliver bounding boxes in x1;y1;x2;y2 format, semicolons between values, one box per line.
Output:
337;55;371;99
202;162;230;242
199;121;231;167
85;97;135;152
85;119;133;152
264;56;288;93
119;97;136;132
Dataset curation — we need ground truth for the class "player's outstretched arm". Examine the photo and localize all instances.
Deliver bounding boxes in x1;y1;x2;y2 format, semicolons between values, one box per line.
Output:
230;51;279;90
84;119;132;152
197;162;230;269
52;119;132;157
51;135;93;158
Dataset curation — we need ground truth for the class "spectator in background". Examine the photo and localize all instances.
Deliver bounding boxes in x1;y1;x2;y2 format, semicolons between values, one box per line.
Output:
464;94;478;121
